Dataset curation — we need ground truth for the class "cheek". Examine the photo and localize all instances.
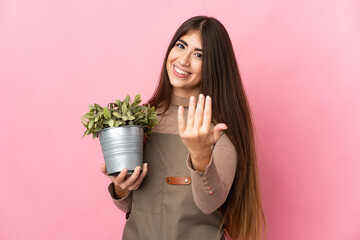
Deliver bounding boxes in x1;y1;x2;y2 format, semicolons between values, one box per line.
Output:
195;62;202;76
166;53;175;71
167;48;177;61
195;64;202;84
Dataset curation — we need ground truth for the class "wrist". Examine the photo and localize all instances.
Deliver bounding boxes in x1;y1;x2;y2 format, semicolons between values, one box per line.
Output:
190;150;212;172
114;184;131;199
190;149;212;161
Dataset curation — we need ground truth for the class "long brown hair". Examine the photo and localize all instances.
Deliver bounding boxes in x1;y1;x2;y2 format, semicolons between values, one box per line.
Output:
146;16;266;240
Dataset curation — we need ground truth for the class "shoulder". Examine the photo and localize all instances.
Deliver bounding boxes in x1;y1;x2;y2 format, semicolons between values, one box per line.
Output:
212;128;235;152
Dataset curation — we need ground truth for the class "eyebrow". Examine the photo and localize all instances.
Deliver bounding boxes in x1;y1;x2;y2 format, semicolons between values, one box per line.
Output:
178;39;203;52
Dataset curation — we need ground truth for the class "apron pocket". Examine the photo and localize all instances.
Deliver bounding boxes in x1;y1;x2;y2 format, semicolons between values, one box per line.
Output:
132;164;165;214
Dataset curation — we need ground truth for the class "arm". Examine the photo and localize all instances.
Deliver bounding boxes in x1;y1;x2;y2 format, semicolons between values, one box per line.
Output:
101;163;148;214
107;182;133;213
177;94;236;213
186;133;237;214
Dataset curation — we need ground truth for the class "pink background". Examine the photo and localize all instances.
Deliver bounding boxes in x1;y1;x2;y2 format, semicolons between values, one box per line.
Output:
1;0;359;239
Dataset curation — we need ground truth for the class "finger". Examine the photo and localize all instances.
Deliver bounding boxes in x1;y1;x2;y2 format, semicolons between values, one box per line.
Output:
178;105;186;134
194;94;205;129
128;163;148;190
187;96;196;128
114;168;128;186
100;163;107;175
213;123;228;143
203;95;212;131
122;166;142;188
101;164;116;182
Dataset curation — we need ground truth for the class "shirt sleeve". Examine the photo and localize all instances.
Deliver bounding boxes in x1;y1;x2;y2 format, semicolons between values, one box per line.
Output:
186;132;237;214
107;182;132;213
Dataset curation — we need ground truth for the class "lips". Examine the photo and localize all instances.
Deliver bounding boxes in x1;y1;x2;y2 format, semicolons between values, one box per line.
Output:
173;64;191;78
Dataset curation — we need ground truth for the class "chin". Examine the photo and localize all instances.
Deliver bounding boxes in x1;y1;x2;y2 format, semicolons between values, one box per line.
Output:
169;78;185;88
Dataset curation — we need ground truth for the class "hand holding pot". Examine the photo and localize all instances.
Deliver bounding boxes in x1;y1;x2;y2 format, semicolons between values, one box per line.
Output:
101;163;148;199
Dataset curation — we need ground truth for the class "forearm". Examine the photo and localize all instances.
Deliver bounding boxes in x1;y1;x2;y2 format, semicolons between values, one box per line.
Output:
108;183;132;213
189;149;212;172
187;153;227;214
186;133;237;214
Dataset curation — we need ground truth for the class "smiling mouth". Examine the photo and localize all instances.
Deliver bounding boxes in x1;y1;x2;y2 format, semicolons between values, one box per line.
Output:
174;65;191;76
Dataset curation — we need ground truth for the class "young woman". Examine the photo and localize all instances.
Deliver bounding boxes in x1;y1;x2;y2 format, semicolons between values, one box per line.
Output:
101;16;266;240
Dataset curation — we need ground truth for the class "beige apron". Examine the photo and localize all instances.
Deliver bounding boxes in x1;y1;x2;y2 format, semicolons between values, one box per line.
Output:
123;132;225;240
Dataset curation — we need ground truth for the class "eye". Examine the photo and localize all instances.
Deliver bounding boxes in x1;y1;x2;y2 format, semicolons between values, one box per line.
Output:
195;53;203;58
176;43;185;49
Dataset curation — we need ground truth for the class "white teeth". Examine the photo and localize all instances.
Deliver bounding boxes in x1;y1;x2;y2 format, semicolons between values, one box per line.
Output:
174;65;190;75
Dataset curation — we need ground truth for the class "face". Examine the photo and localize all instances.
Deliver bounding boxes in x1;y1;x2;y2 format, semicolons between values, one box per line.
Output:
166;30;203;98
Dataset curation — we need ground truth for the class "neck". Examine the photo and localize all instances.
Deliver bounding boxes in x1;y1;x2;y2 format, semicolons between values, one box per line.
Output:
170;93;199;107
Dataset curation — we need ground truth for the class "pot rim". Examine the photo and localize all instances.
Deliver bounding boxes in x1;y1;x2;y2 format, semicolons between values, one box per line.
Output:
99;125;145;133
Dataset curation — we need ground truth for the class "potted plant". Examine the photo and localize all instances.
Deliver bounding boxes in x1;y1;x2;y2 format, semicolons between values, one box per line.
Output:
81;94;158;176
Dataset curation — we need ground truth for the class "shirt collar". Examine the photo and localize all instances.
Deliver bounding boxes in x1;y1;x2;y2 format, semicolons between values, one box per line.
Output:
170;93;199;107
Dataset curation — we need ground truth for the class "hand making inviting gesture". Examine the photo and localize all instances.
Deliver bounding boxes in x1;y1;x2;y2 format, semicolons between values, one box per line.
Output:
178;93;228;172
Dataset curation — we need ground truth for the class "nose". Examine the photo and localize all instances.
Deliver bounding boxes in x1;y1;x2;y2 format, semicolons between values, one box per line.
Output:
179;51;191;67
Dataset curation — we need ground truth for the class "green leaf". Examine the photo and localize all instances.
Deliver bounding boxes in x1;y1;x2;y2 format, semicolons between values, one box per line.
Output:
114;121;120;127
124;95;130;106
116;100;122;107
148;121;156;128
94;104;102;111
112;112;121;118
132;94;141;106
93;126;102;133
83;112;96;119
103;107;111;120
134;112;144;118
88;119;94;129
121;102;128;113
109;119;115;127
128;105;135;113
88;104;96;110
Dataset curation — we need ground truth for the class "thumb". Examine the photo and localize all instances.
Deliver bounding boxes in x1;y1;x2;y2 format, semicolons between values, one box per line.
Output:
100;163;107;175
213;124;227;143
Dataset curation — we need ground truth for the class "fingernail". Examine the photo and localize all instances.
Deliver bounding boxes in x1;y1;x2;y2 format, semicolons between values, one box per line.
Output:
200;94;204;99
144;163;148;168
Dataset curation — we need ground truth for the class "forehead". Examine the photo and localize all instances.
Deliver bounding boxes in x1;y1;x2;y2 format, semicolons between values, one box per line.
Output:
178;30;202;47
